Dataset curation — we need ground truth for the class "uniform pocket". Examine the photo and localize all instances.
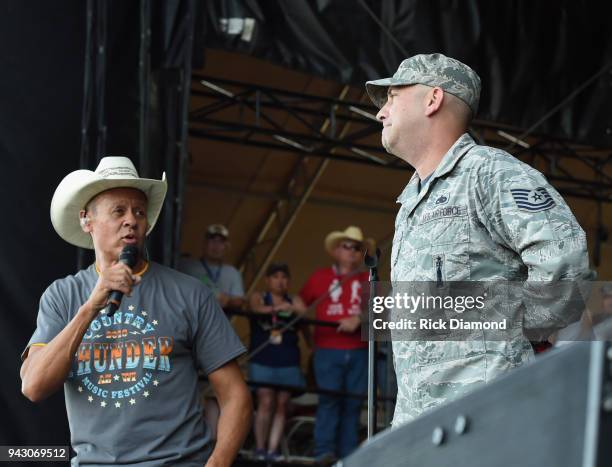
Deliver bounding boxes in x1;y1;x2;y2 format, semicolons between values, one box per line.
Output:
426;215;469;246
409;215;471;282
430;248;470;282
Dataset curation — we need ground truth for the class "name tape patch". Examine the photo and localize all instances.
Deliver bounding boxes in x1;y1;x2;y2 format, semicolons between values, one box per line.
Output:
419;205;467;224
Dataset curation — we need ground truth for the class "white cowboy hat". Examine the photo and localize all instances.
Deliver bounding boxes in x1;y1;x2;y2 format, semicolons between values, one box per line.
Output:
324;225;376;256
50;156;167;249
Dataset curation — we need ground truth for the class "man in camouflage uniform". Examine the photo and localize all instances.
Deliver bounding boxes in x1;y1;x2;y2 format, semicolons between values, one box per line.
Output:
365;53;591;425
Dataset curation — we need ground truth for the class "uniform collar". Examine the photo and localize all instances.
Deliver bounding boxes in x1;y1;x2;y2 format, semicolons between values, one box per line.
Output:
432;132;476;179
396;133;476;205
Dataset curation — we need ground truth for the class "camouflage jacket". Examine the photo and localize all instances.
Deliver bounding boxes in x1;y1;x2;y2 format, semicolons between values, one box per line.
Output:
390;133;590;425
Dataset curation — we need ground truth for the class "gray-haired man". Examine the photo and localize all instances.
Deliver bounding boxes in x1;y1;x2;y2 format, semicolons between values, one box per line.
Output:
366;53;591;425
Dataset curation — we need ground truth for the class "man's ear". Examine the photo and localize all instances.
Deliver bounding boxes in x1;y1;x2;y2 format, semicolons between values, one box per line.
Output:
424;87;444;117
79;210;92;233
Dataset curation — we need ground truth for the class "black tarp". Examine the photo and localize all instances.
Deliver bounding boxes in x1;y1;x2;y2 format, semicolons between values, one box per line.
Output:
0;1;84;454
1;0;155;456
1;0;192;453
202;0;612;147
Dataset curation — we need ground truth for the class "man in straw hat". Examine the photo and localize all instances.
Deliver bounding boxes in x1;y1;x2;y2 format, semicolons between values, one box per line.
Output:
20;157;251;466
366;54;591;425
300;226;374;462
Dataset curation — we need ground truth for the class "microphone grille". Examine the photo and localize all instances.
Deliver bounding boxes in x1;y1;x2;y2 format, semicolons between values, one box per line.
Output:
119;245;139;268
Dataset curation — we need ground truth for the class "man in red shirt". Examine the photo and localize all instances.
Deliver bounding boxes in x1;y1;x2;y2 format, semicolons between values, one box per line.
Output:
300;226;374;462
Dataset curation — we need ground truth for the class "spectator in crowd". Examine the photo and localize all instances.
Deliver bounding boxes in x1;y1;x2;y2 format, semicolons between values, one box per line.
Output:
179;224;245;309
300;226;374;463
248;263;307;461
179;223;246;441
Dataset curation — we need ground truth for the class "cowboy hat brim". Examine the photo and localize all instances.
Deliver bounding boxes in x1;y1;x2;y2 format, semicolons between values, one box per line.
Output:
324;230;376;256
50;169;167;249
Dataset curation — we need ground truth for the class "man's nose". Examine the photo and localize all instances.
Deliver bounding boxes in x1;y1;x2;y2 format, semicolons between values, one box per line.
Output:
376;103;388;122
123;211;138;227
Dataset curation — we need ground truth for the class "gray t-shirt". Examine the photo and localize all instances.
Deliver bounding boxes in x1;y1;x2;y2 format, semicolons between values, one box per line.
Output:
178;258;244;298
24;262;245;466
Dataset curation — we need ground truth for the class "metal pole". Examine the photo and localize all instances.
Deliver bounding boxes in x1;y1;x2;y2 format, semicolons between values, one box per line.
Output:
77;0;96;271
95;0;108;158
78;0;106;271
138;0;152;174
365;248;381;439
173;0;195;268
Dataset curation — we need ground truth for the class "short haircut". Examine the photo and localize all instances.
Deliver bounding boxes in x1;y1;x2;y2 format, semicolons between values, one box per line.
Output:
265;262;290;277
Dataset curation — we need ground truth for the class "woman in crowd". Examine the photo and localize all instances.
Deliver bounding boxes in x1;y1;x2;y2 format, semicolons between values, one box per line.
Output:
248;263;308;461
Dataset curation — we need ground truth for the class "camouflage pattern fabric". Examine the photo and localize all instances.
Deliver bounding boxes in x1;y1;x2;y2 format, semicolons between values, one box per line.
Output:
366;53;481;115
390;133;591;426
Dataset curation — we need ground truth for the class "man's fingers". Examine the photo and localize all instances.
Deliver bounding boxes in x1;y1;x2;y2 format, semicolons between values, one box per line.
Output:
111;279;132;289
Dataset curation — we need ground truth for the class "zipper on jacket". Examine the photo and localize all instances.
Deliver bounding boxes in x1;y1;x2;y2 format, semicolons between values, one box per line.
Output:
435;256;443;287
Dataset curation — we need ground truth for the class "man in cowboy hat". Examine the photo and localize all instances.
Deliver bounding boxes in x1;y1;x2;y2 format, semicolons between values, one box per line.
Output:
300;226;374;462
20;157;252;467
366;53;591;425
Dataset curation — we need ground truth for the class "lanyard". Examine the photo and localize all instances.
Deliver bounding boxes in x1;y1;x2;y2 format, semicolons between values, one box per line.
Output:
201;259;222;285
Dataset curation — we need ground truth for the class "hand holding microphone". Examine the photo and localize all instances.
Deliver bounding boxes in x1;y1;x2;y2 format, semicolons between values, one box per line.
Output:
106;246;139;317
86;246;140;317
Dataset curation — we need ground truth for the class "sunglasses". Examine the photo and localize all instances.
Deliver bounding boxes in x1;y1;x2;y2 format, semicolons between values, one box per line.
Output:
341;242;363;252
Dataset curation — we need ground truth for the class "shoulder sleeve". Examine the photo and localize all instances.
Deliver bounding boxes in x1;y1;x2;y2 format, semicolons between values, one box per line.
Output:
22;281;69;360
475;153;592;335
226;266;244;297
192;291;246;375
475;153;590;281
177;257;195;276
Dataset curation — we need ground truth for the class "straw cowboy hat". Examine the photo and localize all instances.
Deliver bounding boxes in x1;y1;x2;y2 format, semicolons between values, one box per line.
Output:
50;156;167;249
324;225;376;256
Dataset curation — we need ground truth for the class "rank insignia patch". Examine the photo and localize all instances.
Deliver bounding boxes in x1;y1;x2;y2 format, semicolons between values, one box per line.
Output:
510;187;555;212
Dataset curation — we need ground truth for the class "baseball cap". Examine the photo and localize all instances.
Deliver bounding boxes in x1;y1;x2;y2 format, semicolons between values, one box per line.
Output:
365;53;481;116
206;223;229;239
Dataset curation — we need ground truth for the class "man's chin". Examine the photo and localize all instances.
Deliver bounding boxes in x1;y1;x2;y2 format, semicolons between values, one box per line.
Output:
381;137;395;156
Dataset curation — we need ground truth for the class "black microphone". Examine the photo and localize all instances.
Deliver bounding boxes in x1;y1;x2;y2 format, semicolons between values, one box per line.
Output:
364;247;381;282
105;245;139;317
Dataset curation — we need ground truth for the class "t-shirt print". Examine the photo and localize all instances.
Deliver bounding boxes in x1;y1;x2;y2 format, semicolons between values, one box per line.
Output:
70;304;174;408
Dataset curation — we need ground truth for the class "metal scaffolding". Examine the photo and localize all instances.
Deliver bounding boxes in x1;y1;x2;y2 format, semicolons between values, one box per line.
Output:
78;0;195;268
190;75;612;203
189;74;612;282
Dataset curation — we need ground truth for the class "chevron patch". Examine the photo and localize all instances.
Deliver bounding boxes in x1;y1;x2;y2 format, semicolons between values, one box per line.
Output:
510;187;556;212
